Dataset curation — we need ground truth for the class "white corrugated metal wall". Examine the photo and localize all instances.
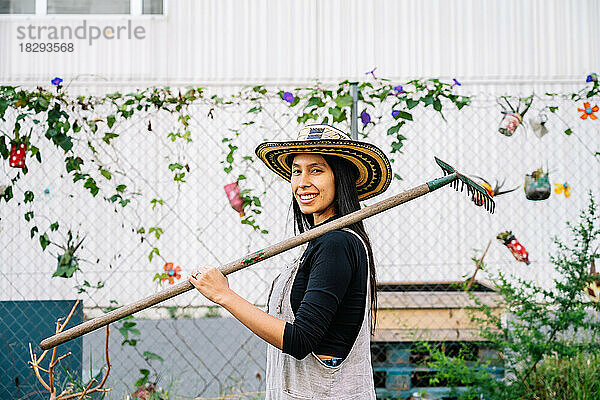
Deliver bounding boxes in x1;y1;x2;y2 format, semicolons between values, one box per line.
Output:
1;0;598;86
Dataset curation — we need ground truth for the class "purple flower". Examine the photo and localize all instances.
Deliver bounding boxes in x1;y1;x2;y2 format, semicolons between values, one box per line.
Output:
365;67;377;79
51;77;63;86
393;85;404;93
360;111;371;125
586;73;598;83
452;78;461;87
282;91;295;103
392;110;400;118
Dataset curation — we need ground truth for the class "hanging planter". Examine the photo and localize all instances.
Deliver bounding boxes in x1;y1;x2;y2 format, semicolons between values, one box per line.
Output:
497;95;533;136
9;141;27;168
524;167;551;200
527;111;549;139
497;231;530;265
224;181;245;217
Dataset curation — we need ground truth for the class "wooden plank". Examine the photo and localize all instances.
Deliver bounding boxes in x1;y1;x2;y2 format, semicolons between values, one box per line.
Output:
372;328;491;342
375;308;500;330
377;291;503;309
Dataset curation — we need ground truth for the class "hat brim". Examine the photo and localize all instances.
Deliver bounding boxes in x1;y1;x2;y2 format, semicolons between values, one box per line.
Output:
255;139;392;200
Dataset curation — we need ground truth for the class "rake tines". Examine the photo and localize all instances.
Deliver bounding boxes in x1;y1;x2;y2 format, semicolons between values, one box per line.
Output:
435;157;495;214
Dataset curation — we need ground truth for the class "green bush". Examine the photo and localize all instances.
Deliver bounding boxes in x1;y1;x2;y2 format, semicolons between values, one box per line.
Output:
421;192;600;399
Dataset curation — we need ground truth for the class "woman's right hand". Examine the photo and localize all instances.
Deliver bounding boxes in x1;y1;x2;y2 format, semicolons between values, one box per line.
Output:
188;266;232;305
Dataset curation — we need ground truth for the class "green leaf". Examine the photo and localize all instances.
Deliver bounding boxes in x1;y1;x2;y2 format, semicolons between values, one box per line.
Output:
328;107;347;123
107;115;116;128
150;198;163;210
334;93;353;108
168;163;183;171
84;177;99;196
564;128;572;136
50;222;59;231
0;136;8;159
148;247;160;262
406;99;420;109
116;184;126;193
55;135;73;152
102;132;119;144
100;168;112;180
135;369;150;387
433;99;442;112
548;106;558;113
65;156;83;172
248;105;262;113
387;123;401;136
397;111;413;121
1;186;13;201
391;141;404;153
143;351;164;362
39;233;50;251
393;173;403;180
422;95;434;106
307;97;325;108
149;227;163;240
30;226;38;238
24;211;34;221
24;190;34;203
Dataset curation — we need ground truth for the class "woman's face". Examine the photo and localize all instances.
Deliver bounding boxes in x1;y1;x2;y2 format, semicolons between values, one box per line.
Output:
291;153;336;225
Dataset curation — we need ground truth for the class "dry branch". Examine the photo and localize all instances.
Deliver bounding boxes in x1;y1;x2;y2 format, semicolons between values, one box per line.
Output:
28;300;111;399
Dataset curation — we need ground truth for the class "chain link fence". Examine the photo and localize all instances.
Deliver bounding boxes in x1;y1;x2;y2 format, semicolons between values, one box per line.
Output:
1;84;598;399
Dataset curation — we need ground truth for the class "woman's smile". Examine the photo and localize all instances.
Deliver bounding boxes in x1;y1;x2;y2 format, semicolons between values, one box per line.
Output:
291;154;336;224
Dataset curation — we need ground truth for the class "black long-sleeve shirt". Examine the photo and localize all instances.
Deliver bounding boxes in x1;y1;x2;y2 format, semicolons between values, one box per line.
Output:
282;225;368;360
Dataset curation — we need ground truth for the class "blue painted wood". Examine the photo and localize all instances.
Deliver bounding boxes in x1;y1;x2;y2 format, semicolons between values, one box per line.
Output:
373;341;504;398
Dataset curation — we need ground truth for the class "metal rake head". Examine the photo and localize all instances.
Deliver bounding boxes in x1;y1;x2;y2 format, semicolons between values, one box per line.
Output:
435;157;495;213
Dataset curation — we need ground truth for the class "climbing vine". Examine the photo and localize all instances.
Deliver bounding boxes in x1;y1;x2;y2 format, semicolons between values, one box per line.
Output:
2;75;598;285
0;77;469;275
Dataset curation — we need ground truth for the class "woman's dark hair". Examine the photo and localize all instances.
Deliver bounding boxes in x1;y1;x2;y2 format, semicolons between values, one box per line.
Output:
288;154;377;332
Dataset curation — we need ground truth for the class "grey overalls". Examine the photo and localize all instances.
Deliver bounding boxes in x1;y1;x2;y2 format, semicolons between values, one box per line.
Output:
265;229;376;399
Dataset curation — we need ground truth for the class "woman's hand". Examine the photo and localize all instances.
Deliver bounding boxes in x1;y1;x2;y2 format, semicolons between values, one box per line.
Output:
188;266;231;305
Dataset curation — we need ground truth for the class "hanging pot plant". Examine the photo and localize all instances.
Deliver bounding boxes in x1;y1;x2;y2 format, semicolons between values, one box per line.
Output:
524;167;551;200
224;181;245;217
9;141;27;168
527;110;549;139
497;231;531;265
497;95;533;136
7;126;31;169
52;231;85;278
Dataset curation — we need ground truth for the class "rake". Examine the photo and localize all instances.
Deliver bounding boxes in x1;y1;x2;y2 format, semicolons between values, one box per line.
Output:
40;157;493;350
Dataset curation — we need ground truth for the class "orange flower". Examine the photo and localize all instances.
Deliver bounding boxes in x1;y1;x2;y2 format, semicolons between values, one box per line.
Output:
162;262;181;284
578;102;599;120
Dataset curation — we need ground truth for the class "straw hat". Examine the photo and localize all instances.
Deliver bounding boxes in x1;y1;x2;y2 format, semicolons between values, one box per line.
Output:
255;124;392;200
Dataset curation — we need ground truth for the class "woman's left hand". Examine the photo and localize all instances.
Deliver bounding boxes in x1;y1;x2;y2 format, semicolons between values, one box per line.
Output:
188;266;231;305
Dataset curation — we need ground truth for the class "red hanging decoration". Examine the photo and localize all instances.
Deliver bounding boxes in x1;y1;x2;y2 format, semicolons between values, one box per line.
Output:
224;182;245;217
497;231;530;265
9;142;27;168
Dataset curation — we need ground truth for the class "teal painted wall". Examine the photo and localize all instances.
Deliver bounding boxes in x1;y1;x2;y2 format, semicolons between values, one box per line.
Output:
0;300;82;400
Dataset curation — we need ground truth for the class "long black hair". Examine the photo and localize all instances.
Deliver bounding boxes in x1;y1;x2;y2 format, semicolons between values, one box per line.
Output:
289;154;378;332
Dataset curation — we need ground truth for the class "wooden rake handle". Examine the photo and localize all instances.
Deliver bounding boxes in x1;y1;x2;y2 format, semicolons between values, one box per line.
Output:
41;173;458;350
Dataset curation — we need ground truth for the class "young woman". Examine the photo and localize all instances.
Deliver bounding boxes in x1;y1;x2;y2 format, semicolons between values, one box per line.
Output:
189;124;392;399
